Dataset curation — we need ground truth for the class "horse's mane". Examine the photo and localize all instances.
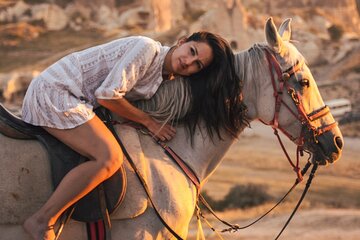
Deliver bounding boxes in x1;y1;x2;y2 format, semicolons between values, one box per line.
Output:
134;42;305;130
134;77;191;125
235;43;305;82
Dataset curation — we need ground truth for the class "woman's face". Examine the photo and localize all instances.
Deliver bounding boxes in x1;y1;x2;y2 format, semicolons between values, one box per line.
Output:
170;40;214;77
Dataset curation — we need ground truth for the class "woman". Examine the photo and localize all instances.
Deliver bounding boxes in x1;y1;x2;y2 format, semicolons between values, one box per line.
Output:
22;32;236;240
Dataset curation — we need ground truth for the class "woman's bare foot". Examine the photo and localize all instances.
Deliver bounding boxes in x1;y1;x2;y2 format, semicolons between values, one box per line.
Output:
23;215;56;240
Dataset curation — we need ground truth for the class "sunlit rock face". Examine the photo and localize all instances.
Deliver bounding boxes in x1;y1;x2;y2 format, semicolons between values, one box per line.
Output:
259;0;360;34
0;0;359;113
147;0;185;32
1;0;358;43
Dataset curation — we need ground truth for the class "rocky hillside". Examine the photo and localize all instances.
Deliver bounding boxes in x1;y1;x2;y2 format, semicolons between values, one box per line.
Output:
0;0;359;116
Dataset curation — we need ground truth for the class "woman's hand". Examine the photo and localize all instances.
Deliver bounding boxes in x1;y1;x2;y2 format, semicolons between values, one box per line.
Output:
144;117;176;142
97;98;176;141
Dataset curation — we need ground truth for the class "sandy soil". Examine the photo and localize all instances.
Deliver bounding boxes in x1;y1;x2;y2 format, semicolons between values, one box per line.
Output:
188;208;360;240
188;122;360;239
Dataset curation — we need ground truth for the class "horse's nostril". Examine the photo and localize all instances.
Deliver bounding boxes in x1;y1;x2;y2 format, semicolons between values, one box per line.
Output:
335;137;343;149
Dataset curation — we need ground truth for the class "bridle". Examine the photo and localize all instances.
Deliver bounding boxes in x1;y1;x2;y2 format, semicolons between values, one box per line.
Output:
212;48;340;239
262;48;338;179
239;48;338;238
195;48;340;238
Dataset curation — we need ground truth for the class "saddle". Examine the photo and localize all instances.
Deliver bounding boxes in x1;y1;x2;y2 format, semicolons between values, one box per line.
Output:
0;104;127;222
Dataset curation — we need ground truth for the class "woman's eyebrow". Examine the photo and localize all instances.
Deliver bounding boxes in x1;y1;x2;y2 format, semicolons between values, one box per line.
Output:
194;46;199;56
193;46;205;68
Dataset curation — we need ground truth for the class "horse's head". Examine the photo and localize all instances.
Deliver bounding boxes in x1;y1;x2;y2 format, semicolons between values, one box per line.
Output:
249;17;343;165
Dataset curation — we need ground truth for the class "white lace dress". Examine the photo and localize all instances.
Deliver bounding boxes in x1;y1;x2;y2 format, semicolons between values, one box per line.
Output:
22;36;170;129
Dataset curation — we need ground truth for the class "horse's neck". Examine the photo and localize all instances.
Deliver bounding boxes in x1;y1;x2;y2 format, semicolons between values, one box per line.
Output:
168;50;262;183
168;124;237;183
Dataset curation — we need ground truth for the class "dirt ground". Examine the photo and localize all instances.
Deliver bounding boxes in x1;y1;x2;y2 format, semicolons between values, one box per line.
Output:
188;122;360;240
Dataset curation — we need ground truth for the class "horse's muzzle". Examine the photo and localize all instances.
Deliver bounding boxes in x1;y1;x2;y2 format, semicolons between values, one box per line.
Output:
310;130;344;165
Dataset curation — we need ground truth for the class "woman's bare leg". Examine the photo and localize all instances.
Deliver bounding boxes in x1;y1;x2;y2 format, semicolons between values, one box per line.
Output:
23;116;123;240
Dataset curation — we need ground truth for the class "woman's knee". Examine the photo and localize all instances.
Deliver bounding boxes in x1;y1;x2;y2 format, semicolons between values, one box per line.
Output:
96;147;123;177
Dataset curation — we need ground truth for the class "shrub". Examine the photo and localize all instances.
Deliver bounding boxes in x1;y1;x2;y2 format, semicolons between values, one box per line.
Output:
24;0;49;4
221;184;272;210
328;24;344;42
200;183;272;211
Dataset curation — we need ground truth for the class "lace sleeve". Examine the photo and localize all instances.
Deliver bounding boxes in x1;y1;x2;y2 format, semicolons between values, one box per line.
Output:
95;37;159;100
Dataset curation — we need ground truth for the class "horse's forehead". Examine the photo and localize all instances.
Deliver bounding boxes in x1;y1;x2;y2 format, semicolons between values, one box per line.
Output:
279;43;302;67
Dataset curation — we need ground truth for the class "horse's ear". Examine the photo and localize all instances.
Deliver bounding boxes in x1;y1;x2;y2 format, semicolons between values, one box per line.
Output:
278;18;292;42
265;17;283;53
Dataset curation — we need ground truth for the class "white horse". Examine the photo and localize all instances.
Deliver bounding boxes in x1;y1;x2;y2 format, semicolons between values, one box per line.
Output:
0;18;343;239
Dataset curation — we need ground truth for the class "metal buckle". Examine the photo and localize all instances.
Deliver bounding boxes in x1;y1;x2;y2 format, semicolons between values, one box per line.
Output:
288;88;300;105
282;72;291;81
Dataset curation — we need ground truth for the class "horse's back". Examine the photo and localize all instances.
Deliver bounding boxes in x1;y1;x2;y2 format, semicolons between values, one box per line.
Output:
0;127;150;224
0;134;51;224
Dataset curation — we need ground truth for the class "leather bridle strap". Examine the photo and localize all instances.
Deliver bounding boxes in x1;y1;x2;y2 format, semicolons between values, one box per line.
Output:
264;49;328;180
262;50;304;181
157;140;201;190
274;128;303;181
307;105;330;121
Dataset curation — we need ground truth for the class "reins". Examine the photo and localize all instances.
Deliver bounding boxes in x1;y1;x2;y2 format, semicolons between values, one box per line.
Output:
111;120;240;238
275;163;318;240
115;120;317;240
221;161;313;234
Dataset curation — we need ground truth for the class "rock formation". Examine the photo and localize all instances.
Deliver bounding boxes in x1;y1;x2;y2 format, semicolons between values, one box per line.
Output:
0;0;359;113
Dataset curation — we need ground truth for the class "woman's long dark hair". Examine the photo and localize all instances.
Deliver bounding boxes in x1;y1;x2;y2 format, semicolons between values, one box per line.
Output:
182;32;248;140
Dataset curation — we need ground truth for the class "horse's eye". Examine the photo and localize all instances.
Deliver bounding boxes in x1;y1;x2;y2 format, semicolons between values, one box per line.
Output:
300;79;309;87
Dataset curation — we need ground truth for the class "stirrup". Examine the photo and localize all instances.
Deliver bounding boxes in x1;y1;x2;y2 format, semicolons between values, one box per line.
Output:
52;207;75;240
43;223;62;240
43;225;59;240
45;225;55;231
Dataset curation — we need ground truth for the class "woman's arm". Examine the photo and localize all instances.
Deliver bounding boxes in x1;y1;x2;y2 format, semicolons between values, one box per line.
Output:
97;98;176;141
